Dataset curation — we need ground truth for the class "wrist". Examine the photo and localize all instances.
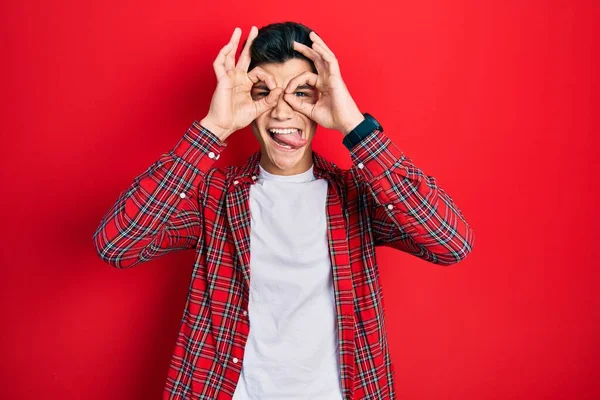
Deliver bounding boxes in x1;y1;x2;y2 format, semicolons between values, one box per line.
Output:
340;111;366;136
200;116;232;141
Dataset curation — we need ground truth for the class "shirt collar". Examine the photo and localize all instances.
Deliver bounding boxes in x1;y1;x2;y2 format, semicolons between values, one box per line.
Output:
233;150;340;184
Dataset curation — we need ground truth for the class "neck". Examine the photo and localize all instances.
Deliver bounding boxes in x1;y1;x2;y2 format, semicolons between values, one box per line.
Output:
259;151;313;176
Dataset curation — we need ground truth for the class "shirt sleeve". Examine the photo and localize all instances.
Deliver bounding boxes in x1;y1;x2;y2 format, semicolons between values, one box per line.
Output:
92;121;227;268
349;128;475;265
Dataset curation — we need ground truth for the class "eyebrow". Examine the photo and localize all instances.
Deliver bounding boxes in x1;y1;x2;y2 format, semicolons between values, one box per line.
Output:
252;83;314;90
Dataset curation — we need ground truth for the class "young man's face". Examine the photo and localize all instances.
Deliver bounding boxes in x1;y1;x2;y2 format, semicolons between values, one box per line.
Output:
250;58;318;176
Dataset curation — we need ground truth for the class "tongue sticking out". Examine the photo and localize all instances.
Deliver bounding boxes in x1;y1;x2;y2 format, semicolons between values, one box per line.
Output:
272;131;308;148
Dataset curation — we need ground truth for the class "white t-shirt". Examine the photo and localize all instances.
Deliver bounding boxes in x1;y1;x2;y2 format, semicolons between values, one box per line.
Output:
232;163;343;400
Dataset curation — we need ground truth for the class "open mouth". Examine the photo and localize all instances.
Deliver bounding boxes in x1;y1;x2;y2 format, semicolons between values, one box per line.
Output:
266;128;305;151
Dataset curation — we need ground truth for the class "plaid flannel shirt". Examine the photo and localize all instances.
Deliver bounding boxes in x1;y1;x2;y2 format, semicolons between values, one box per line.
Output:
93;120;474;399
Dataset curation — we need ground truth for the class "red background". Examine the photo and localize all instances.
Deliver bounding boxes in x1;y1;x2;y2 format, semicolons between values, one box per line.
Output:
2;0;599;399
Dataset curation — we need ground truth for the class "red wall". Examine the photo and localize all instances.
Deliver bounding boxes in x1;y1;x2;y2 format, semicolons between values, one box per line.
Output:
2;0;598;399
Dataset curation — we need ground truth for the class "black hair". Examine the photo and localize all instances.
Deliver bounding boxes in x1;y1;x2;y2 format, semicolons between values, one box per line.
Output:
247;21;317;73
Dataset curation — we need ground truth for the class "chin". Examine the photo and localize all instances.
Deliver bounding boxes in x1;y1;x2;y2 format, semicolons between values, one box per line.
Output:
266;146;309;170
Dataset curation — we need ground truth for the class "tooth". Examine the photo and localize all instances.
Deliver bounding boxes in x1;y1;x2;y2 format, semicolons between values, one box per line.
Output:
269;128;300;134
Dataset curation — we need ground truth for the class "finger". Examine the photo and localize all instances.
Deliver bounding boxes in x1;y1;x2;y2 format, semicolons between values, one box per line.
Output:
309;31;335;57
293;41;327;72
213;41;236;79
312;42;341;75
283;92;316;119
254;87;284;116
236;26;258;71
225;27;242;70
312;42;336;63
247;66;277;90
284;71;318;93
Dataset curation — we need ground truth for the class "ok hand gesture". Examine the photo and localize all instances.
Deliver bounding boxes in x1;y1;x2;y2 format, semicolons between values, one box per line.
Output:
201;27;284;141
283;31;365;135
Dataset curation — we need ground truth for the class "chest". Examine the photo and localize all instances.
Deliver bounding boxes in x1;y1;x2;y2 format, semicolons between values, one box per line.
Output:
248;179;328;256
200;176;358;294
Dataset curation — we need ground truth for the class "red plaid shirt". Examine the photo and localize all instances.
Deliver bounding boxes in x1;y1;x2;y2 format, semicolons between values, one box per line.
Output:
93;120;474;399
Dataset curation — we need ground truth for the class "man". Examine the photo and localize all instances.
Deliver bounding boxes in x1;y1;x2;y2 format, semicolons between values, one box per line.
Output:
93;21;474;400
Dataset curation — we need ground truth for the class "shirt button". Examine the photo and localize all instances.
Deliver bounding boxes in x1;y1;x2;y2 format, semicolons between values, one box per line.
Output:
232;357;239;364
251;175;257;181
179;192;186;199
234;180;239;185
208;151;215;159
387;204;394;210
357;163;364;169
243;310;248;316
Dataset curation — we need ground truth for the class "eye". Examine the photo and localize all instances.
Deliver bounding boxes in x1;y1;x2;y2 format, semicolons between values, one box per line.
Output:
256;91;269;97
295;92;308;97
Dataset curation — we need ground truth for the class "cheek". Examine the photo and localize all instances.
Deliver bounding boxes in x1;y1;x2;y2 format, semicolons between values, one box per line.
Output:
303;119;317;136
250;119;264;134
249;122;262;142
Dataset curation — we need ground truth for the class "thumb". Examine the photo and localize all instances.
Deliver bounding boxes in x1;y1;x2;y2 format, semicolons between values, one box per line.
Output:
254;87;284;116
283;93;314;118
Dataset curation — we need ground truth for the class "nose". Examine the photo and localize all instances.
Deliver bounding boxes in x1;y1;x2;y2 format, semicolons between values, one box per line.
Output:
269;92;295;120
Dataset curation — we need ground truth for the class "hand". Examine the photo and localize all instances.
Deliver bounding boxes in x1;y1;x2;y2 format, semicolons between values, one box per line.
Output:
283;31;365;135
201;27;284;141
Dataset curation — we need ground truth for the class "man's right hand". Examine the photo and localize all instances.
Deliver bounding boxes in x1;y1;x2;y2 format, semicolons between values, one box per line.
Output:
200;26;283;142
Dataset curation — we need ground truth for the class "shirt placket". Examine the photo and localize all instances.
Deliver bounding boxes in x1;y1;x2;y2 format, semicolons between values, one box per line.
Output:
324;177;356;400
220;176;253;375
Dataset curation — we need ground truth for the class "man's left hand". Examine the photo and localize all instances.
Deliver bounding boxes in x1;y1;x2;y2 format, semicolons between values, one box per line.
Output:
283;31;365;135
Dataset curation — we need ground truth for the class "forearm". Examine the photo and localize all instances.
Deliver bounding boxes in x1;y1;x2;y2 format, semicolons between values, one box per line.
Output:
92;121;227;268
350;128;475;264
